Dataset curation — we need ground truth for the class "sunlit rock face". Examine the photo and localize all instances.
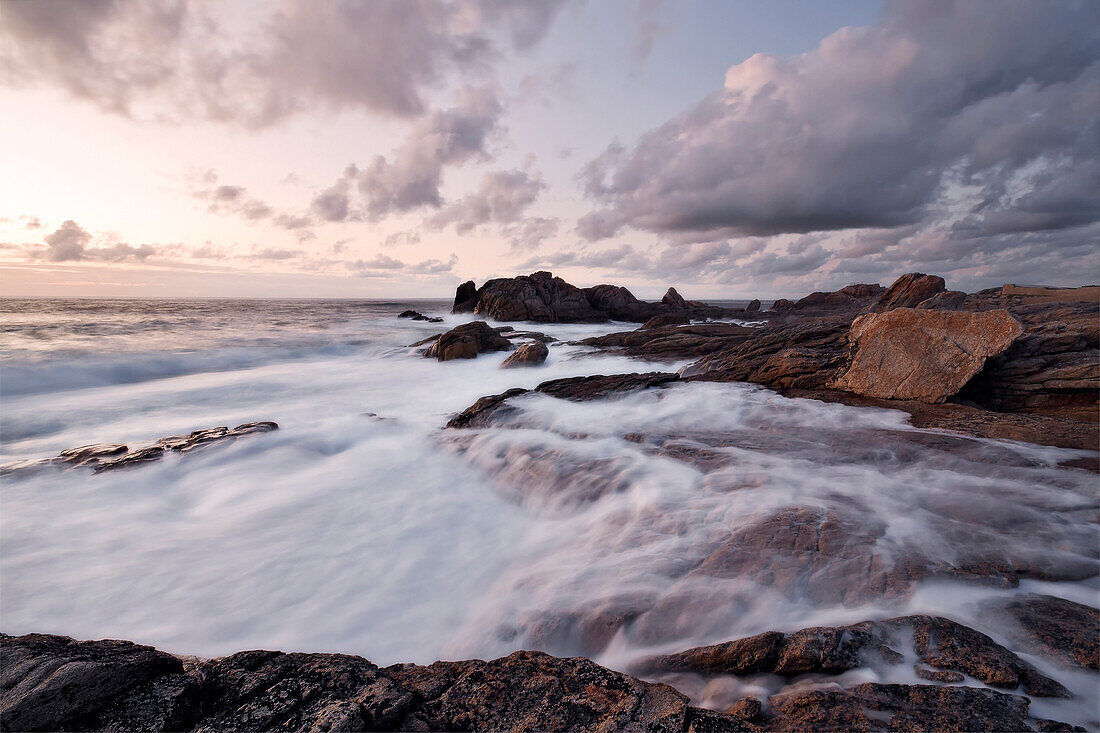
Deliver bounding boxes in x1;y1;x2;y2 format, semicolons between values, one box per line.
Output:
834;308;1024;402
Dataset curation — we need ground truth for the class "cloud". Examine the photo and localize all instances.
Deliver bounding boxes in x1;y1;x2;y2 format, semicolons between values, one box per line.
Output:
0;0;567;127
194;173;315;231
36;220;156;262
353;253;406;270
248;248;299;260
576;0;1100;262
351;85;505;219
382;232;422;248
428;169;545;233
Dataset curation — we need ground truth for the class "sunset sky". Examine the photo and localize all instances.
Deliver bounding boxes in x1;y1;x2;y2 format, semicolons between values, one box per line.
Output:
1;0;1097;298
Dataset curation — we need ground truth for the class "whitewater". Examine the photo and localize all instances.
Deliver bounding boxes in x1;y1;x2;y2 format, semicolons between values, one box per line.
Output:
1;297;1097;723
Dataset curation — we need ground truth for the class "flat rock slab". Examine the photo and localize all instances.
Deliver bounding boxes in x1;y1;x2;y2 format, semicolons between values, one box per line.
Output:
835;308;1023;402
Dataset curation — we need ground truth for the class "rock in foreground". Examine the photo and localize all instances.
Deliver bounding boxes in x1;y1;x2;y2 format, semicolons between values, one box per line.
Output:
424;321;513;361
834;308;1024;402
500;341;549;368
1;631;1085;732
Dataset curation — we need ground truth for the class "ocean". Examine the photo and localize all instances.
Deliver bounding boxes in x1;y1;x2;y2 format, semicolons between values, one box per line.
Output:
1;297;1096;721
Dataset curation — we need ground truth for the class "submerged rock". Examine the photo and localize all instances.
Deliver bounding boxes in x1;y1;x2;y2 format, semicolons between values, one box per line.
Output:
397;309;443;323
834;308;1024;402
500;341;549;368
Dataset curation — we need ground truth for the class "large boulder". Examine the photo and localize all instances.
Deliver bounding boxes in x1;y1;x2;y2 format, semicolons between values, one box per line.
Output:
834;308;1023;402
583;284;664;322
500;341;549;368
451;280;478;313
745;299;761;313
475;272;607;322
425;321;512;361
875;272;947;311
661;287;688;309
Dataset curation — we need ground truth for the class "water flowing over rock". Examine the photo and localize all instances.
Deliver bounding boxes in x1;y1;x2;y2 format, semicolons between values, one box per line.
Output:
834;308;1024;402
424;321;513;361
874;272;947;311
500;341;549;368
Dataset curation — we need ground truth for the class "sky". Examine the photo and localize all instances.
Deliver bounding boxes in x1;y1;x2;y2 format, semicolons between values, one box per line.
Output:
0;0;1097;299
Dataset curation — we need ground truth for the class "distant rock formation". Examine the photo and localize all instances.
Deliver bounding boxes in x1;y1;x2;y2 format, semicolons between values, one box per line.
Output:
450;271;739;323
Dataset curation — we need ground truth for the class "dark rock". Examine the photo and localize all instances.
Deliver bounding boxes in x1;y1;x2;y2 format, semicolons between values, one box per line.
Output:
452;280;478;313
500;329;557;343
92;445;167;472
834;308;1024;402
57;443;128;467
638;615;1069;698
642;313;691;329
228;421;279;435
425;321;513;361
501;341;549;368
874;272;947;311
583;323;757;361
447;373;680;428
475;271;608;322
1000;594;1099;671
683;318;851;390
784;283;885;315
770;298;793;312
1;634;690;733
763;683;1042;732
918;289;968;310
397;309;421;318
0;633;184;732
662;287;689;309
408;333;443;347
585;283;665;322
745;299;761;313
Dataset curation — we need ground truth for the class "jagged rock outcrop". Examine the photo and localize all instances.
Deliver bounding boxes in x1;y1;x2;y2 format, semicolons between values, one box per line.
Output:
782;283;886;315
874;273;947;311
834;308;1024;402
745;299;761;313
424;321;513;361
0;422;280;477
447;373;680;428
500;341;549;368
450;272;739;324
0;634;689;733
473;272;608;322
452;280;478;313
642;313;691;330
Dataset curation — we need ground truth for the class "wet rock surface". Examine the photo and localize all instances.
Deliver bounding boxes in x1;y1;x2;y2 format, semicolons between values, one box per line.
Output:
996;594;1100;671
500;340;549;368
0;422;280;476
1;632;1084;732
397;309;443;323
446;372;680;428
423;321;513;360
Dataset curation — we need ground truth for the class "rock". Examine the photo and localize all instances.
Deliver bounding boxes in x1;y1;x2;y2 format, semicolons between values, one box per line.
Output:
640;615;1068;698
583;323;757;361
959;299;1099;411
683;318;851;389
447;373;680;428
642;313;691;329
874;272;947;311
397;310;444;323
0;633;184;732
57;443;128;467
0;634;690;733
93;445;166;472
452;280;478;313
918;289;968;310
425;321;513;361
584;284;665;322
834;308;1024;402
999;594;1099;671
500;341;549;368
79;422;279;473
745;299;761;313
770;298;794;312
662;287;689;309
475;271;607;322
499;328;557;343
783;283;885;315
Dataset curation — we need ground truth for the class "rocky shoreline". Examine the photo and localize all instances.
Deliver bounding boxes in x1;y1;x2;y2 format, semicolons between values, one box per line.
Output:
3;271;1096;732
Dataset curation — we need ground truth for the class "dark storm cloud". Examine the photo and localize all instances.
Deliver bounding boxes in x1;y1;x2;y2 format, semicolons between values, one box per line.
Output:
577;0;1100;262
0;0;566;126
